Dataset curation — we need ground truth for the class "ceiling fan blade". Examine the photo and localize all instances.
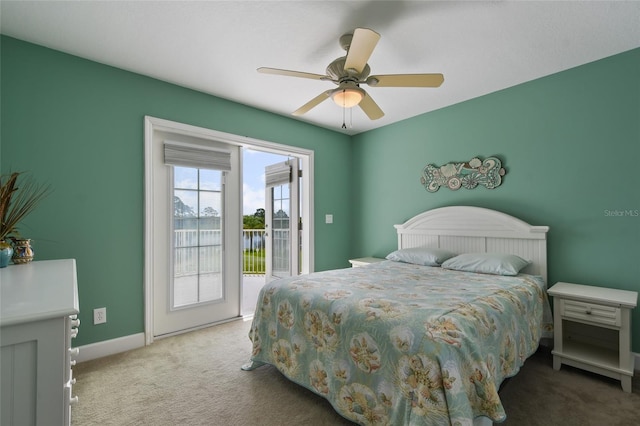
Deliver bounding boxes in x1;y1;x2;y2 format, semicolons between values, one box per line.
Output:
344;28;380;74
258;67;327;81
359;93;384;120
367;73;444;87
292;90;332;116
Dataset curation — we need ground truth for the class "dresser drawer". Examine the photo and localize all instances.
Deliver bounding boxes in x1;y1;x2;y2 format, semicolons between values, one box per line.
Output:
561;299;621;327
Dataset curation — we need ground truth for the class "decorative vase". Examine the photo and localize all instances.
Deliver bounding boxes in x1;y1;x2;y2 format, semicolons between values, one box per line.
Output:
0;240;13;268
11;239;34;264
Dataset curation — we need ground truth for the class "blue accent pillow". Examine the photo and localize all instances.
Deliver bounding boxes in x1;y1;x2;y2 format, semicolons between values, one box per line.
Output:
441;253;530;276
386;247;457;266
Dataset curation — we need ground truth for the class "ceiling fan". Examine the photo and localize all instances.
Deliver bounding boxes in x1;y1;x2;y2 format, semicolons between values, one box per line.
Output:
257;28;444;121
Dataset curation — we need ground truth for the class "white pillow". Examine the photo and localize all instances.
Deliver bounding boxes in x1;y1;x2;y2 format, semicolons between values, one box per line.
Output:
386;247;457;266
441;253;530;276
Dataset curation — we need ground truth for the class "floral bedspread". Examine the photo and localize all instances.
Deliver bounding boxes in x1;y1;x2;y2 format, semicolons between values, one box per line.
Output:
247;260;553;425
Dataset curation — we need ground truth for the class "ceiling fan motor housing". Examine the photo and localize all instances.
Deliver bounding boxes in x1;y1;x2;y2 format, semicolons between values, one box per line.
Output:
339;32;354;52
326;57;370;83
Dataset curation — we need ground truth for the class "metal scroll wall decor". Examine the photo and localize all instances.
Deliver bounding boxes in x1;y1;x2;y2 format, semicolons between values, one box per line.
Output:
421;156;506;192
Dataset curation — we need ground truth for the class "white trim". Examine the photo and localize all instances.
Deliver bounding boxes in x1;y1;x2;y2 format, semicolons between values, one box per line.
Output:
75;333;145;363
75;318;256;363
144;117;155;345
153;316;246;340
144;116;314;345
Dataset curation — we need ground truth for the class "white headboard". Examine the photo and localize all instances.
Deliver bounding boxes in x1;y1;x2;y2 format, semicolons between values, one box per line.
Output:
394;206;549;283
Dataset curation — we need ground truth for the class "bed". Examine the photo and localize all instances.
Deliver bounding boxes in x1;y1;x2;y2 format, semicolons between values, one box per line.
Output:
242;206;553;425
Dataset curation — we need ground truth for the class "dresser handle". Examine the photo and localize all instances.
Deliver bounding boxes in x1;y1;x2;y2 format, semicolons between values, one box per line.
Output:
70;395;79;405
69;347;80;357
71;318;80;328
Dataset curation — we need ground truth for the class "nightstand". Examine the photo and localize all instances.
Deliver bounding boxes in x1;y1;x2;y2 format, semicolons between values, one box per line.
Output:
348;257;385;267
547;282;638;392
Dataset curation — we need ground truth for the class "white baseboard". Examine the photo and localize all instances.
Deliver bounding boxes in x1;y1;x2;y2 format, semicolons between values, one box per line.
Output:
75;332;145;363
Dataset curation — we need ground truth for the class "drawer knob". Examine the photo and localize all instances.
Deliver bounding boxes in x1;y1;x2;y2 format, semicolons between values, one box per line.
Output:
70;395;79;405
69;347;80;357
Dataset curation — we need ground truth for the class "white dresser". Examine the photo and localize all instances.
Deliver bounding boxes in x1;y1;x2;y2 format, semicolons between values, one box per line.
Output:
1;259;80;425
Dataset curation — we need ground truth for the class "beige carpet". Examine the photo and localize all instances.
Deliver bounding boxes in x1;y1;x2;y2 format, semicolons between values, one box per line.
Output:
72;319;640;426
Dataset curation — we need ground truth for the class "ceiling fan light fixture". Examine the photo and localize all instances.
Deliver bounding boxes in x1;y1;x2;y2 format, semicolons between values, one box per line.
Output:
332;86;365;108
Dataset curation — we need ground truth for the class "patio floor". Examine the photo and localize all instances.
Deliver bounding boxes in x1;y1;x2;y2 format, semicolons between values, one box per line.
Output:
242;274;266;316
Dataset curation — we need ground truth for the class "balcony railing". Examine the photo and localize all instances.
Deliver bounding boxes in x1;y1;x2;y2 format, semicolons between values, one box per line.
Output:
173;229;266;275
243;229;266;275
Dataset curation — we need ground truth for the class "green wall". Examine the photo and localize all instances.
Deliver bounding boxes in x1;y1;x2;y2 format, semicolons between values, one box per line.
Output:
3;36;640;352
351;47;640;350
1;36;352;346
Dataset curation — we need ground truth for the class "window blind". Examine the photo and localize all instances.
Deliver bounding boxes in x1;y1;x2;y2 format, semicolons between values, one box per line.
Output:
164;140;231;171
265;161;291;187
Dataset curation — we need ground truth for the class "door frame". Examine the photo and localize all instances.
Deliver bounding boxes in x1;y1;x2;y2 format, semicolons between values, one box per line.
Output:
144;116;314;345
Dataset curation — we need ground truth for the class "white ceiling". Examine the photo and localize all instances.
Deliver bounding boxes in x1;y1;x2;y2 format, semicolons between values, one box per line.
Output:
2;1;639;135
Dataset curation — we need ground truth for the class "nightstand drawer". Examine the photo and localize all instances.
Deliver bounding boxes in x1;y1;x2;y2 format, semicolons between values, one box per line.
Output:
561;299;621;327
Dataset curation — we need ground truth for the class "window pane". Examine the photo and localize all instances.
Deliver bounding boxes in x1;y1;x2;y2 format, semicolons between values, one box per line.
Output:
198;246;222;302
175;247;198;276
174;228;197;248
174;189;197;219
173;275;197;307
199;169;221;191
174;167;198;189
270;180;291;276
199;191;221;220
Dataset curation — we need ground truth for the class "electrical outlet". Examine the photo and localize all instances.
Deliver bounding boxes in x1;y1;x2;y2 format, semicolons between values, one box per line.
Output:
94;307;107;325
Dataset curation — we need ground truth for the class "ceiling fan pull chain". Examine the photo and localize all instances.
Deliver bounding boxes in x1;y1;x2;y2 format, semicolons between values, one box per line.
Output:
342;94;347;129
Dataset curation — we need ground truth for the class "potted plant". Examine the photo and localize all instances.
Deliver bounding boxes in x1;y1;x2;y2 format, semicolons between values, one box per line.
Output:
0;172;51;267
